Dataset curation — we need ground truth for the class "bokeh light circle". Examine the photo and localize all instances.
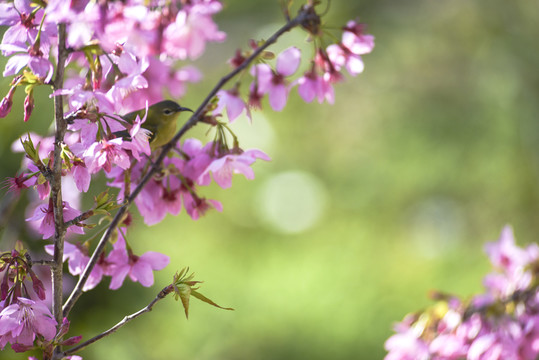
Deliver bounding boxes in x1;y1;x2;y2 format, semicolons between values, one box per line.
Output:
256;171;328;234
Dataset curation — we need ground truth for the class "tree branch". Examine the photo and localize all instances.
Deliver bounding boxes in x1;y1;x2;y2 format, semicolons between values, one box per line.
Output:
51;24;68;313
62;7;317;318
49;22;69;360
62;285;174;357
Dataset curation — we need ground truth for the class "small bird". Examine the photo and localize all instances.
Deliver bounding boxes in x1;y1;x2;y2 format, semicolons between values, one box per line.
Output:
118;100;193;150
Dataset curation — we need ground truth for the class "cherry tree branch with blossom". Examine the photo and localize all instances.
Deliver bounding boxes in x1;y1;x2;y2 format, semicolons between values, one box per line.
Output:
62;4;320;318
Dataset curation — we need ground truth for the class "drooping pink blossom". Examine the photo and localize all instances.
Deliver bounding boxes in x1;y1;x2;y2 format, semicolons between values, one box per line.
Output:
326;20;374;77
1;43;54;82
0;298;57;351
71;159;91;193
44;242;106;291
106;236;169;290
215;88;251;123
326;43;366;76
296;69;335;104
183;193;223;221
250;47;301;111
26;200;84;239
342;20;375;55
201;149;271;189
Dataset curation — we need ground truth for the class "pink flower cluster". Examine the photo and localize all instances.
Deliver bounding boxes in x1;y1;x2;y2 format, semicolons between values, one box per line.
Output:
216;20;375;120
44;232;170;291
0;298;57;352
0;1;374;356
124;138;270;224
385;226;539;360
0;295;81;353
0;0;224;118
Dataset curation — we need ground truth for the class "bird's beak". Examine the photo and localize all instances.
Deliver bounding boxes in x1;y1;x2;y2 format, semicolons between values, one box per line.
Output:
178;106;193;113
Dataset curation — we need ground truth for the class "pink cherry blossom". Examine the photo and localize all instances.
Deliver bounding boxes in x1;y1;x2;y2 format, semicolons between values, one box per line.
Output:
0;2;55;56
0;3;19;26
342;20;375;55
133;179;165;226
385;226;539;360
122;113;152;161
45;242;106;291
1;43;54;82
251;47;301;111
106;236;169;290
170;65;203;98
44;0;90;24
71;159;91;193
23;92;34;122
3;173;31;195
108;51;149;103
202;149;271;189
26;200;84;239
216;89;251;123
0;298;57;351
163;0;226;60
296;69;335;104
180;139;214;182
384;329;430;360
326;43;365;76
485;225;533;273
325;21;374;77
83;138;131;174
183;193;223;221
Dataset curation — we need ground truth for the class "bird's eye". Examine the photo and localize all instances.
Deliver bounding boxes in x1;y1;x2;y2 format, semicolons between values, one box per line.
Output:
163;108;174;116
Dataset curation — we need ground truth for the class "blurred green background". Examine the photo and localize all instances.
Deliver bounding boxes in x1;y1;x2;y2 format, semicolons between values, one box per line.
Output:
1;0;539;359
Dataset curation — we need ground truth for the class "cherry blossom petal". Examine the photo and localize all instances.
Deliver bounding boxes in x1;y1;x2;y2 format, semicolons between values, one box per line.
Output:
268;83;288;111
276;47;301;76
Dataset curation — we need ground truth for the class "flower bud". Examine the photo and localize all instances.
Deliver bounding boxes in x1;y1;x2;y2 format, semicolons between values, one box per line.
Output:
23;91;34;122
29;270;46;300
0;86;17;118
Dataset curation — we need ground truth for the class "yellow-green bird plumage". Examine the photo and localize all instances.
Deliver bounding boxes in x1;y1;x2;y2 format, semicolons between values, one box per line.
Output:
121;100;193;150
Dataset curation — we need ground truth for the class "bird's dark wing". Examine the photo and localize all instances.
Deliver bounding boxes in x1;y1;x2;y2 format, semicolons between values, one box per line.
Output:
112;129;131;141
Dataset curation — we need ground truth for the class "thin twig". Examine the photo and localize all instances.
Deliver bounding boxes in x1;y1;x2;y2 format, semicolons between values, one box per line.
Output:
31;260;56;266
62;7;317;318
64;210;94;228
62;285;174;356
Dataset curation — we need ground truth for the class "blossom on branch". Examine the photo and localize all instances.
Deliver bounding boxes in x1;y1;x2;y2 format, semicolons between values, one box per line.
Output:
0;2;378;358
0;298;57;352
106;235;169;290
163;0;226;60
326;20;374;77
26;200;84;240
251;47;301;111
